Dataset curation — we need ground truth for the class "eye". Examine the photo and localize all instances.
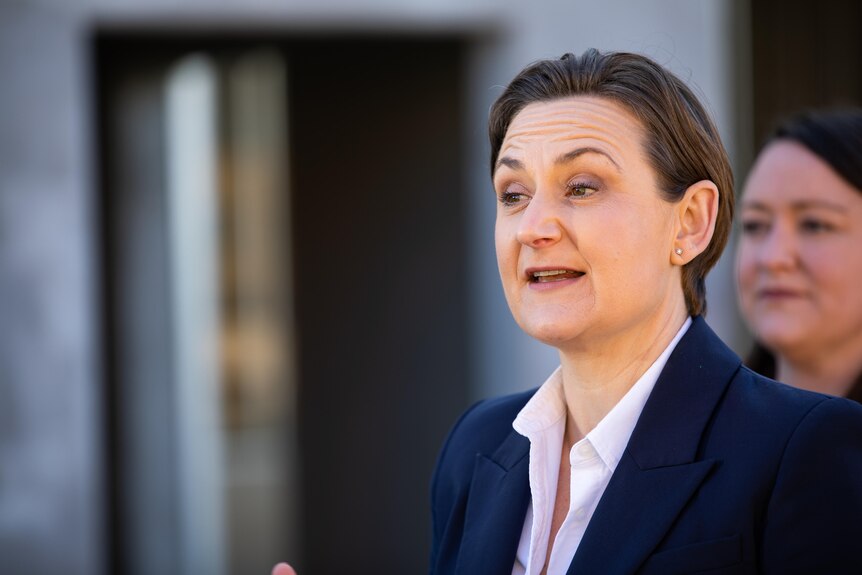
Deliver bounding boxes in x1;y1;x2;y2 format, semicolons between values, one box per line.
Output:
499;191;527;206
497;183;530;207
566;181;598;198
799;218;833;234
741;219;770;236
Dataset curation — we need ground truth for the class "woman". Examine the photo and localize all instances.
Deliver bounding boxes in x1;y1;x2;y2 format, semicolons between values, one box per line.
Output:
736;110;862;402
276;51;862;575
429;51;862;574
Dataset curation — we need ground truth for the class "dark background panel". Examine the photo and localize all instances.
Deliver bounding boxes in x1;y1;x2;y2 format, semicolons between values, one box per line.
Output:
751;0;862;147
289;38;470;574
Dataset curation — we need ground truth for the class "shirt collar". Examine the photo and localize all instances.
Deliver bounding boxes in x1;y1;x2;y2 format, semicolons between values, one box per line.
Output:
513;317;693;471
512;365;566;437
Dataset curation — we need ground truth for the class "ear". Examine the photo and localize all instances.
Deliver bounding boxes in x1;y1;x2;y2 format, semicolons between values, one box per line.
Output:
671;179;719;265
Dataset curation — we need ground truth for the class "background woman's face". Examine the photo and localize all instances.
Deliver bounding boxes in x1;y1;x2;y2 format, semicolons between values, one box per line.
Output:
736;141;862;362
493;96;683;350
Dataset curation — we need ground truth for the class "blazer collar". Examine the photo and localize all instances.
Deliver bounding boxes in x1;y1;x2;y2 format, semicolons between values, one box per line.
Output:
452;317;742;575
455;428;531;575
568;315;743;574
626;315;742;469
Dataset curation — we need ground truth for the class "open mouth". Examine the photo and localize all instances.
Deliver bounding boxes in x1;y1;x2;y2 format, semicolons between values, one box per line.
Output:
529;269;585;283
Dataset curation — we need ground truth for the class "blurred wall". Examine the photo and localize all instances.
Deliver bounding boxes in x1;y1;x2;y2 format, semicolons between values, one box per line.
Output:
0;4;103;575
0;1;746;574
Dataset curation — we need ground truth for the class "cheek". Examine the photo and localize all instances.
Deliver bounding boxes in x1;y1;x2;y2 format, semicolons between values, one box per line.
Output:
842;257;862;290
735;241;758;292
495;220;517;275
606;209;670;272
804;246;862;295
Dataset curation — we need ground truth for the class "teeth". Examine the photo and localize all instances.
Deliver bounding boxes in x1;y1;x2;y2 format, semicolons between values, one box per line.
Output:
533;270;571;277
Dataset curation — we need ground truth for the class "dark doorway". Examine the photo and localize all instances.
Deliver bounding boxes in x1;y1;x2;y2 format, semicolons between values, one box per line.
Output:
751;0;862;145
95;31;471;575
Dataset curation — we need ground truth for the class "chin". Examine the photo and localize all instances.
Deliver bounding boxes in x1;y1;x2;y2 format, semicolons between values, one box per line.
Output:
516;316;586;348
753;320;809;355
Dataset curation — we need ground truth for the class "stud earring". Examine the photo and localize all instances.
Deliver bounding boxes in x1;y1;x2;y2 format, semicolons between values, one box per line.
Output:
674;248;683;255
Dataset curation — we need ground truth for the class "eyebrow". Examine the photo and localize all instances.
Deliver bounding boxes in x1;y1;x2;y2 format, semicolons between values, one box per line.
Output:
556;147;621;170
495;156;525;172
742;199;848;213
495;146;620;174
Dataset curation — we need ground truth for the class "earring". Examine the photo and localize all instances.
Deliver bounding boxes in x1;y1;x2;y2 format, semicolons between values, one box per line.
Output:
674;248;683;255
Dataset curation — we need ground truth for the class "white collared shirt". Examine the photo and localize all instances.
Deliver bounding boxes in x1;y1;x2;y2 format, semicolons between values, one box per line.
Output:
511;317;691;575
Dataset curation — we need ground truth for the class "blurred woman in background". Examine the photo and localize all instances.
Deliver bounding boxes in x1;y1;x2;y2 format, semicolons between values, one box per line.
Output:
736;110;862;402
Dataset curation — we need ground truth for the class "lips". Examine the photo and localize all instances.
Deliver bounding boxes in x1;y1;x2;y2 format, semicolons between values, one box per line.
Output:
526;267;585;283
757;287;805;300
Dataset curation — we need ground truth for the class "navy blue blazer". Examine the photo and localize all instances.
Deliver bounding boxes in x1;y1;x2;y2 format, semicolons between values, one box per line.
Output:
430;316;862;574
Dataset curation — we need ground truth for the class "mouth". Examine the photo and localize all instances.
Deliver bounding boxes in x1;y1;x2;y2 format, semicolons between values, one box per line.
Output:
757;287;805;300
526;268;585;284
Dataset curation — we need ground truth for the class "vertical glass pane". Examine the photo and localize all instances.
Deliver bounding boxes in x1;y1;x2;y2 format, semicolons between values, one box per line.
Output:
107;42;297;575
164;54;226;575
223;50;297;573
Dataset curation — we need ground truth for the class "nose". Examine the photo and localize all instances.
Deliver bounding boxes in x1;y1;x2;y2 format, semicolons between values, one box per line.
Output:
515;193;563;247
757;221;797;272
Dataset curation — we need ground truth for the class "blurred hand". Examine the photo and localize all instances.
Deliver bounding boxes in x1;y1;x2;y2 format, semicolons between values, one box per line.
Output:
272;563;297;575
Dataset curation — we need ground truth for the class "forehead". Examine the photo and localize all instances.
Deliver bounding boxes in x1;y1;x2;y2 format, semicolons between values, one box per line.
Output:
744;140;862;207
501;96;645;154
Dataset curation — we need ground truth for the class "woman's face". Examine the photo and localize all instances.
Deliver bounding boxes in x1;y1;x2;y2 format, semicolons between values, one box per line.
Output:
493;96;684;350
736;141;862;361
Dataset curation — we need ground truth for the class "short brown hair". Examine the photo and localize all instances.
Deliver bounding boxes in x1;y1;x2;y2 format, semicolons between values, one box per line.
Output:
489;49;734;316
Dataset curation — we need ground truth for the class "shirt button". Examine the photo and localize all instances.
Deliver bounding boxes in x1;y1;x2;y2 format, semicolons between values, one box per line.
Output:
574;507;587;520
577;442;594;458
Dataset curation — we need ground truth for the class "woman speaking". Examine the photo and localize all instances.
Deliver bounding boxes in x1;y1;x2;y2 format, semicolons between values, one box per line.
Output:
428;50;862;574
275;49;862;575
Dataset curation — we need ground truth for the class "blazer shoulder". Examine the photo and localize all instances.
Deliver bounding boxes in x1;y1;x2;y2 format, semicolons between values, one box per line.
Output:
717;365;862;478
758;388;862;572
725;365;841;425
429;388;535;566
434;388;535;473
454;389;536;442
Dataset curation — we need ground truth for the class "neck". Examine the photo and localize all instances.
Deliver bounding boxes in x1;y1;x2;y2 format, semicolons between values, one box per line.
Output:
557;303;689;445
773;326;862;397
775;350;862;398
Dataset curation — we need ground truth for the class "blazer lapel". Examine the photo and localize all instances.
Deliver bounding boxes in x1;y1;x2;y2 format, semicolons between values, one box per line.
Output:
456;429;531;575
566;455;716;574
568;317;742;574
